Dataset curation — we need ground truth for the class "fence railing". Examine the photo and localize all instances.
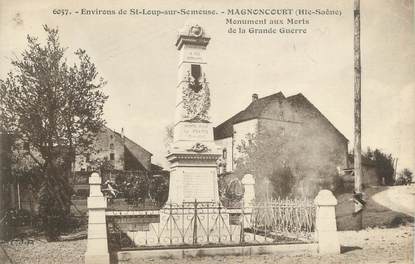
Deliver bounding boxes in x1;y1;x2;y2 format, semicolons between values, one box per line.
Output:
106;199;315;251
248;198;315;241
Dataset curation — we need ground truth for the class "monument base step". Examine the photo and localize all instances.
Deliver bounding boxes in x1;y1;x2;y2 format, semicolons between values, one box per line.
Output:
117;243;318;262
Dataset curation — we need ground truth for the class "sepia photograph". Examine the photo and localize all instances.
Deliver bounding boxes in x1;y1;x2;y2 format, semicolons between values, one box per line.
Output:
0;0;414;263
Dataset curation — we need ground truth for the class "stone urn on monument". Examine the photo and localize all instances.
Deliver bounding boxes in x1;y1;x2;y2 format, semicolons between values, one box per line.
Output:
166;23;222;205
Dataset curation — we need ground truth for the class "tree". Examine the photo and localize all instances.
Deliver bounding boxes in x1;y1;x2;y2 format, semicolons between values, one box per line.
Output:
0;25;108;240
234;128;296;200
365;148;395;185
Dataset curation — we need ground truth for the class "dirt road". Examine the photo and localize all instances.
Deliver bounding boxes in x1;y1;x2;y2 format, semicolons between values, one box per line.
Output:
372;185;415;216
1;224;413;264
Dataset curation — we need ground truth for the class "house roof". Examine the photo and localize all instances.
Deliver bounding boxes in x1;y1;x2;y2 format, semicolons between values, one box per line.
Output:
214;92;285;139
213;92;348;142
151;163;164;171
285;93;348;142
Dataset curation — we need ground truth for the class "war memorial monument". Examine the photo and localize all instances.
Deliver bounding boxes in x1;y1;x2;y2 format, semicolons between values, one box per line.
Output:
166;23;222;204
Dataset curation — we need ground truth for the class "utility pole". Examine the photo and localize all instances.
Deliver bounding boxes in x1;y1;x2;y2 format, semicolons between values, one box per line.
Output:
353;0;364;230
393;158;399;181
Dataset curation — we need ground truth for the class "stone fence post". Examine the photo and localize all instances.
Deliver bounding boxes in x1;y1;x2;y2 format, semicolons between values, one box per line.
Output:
314;189;340;255
241;174;255;227
85;172;110;264
241;174;255;206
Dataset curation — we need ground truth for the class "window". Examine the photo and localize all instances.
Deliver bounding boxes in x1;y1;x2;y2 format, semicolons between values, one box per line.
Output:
110;143;114;150
223;148;227;159
110;153;115;161
110;135;114;140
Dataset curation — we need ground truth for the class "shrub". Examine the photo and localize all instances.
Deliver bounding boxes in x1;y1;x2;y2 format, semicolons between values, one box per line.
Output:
149;174;169;206
395;168;413;186
0;208;37;240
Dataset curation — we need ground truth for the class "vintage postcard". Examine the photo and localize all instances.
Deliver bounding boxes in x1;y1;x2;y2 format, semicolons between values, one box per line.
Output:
0;0;414;263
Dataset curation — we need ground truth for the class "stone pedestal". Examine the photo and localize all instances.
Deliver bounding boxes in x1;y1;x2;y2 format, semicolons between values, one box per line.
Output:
85;172;110;264
167;138;222;204
314;190;340;255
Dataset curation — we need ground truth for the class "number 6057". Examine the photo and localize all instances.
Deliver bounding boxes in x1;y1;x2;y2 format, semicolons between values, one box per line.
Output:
52;9;69;15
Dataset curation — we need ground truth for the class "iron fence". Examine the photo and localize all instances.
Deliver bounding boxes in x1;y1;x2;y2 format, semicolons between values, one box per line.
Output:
107;199;316;251
247;198;316;242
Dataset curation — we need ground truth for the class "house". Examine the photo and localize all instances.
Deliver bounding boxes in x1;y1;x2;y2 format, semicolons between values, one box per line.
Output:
340;155;381;188
1;126;158;207
71;126;154;194
214;92;349;198
74;126;152;173
0;133;40;212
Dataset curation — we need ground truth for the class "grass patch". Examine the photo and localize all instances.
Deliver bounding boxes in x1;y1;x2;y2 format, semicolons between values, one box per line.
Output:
335;186;414;230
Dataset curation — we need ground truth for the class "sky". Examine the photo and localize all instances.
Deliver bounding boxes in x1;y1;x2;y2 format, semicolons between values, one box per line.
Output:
1;0;414;172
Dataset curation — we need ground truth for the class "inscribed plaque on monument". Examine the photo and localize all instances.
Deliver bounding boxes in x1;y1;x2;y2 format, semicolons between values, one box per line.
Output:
174;122;213;141
181;49;204;63
183;170;214;201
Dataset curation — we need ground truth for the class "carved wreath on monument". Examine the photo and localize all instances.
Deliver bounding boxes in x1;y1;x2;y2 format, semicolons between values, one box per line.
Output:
187;142;209;153
182;71;210;122
189;25;204;37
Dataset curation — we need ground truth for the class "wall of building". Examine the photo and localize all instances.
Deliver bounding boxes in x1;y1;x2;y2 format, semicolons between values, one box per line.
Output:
232;119;258;163
281;98;348;197
215;137;233;172
74;127;125;171
363;165;379;186
260;97;298;123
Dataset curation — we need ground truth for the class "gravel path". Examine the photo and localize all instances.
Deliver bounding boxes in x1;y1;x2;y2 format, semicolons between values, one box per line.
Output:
0;238;86;264
1;224;413;264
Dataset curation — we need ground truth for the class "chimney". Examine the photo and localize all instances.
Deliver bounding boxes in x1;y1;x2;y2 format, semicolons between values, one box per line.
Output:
252;93;259;102
121;128;125;140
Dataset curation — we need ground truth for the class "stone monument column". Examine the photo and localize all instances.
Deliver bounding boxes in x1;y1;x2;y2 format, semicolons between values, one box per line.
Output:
166;24;222;204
